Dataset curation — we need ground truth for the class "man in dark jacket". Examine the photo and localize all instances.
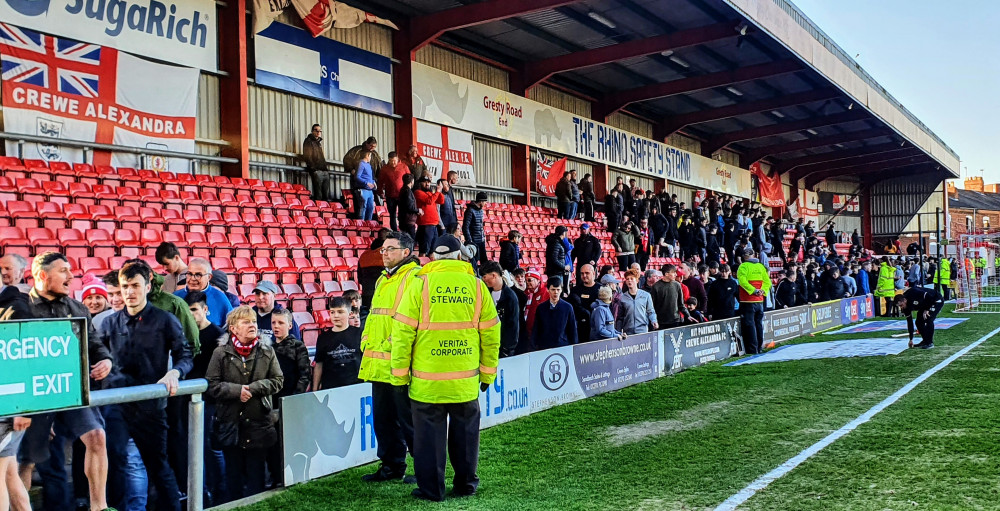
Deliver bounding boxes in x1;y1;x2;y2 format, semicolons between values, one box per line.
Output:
499;230;522;273
302;124;331;201
572;223;602;277
821;268;849;301
397;173;419;238
555;173;573;219
604;187;623;232
545;226;569;282
252;280;301;344
706;264;739;320
774;270;799;309
650;264;686;329
569;264;601;344
531;276;578;350
438;172;459;234
480;262;520;357
462;192;488;270
896;286;944;349
0;279;31;320
100;261;192;511
825;222;838;249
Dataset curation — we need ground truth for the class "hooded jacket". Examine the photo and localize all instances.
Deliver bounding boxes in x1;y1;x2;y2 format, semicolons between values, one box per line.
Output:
499;240;521;273
0;285;32;321
589;300;620;341
462;202;486;243
545;233;567;276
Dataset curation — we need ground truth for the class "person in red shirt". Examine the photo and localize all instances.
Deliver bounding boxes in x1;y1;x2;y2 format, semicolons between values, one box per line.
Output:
520;270;548;353
376;151;410;231
413;177;445;256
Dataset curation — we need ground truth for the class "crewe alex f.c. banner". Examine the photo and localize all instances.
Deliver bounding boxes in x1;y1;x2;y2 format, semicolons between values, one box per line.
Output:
0;24;199;171
414;119;475;186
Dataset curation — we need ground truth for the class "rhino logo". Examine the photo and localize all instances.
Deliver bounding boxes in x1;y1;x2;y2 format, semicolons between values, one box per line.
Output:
36;117;62;161
534;108;562;146
282;393;356;485
412;70;469;124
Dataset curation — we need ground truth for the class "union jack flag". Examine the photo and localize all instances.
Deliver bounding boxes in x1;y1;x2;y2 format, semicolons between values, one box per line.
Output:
0;23;102;98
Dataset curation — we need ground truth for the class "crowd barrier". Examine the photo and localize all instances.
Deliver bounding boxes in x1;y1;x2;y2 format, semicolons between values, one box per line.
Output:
278;294;875;487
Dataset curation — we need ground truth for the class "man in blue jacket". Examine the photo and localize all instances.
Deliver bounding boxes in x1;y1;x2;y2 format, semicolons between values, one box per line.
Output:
355;150;377;221
531;276;577;350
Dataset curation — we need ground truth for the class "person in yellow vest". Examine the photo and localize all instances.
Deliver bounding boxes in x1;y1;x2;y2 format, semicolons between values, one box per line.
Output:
357;232;422;482
973;255;987;279
390;235;500;502
736;247;771;354
932;256;951;301
875;257;897;316
995;255;1000;278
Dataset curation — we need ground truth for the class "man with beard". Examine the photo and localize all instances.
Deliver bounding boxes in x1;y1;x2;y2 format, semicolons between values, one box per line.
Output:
569;264;601;344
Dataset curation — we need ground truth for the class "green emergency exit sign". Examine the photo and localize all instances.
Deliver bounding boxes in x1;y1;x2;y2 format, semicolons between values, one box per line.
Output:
0;319;90;417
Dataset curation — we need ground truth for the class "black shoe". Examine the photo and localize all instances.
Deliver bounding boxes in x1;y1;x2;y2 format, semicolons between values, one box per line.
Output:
411;488;444;502
362;468;404;482
403;475;418;484
451;487;477;497
914;342;934;349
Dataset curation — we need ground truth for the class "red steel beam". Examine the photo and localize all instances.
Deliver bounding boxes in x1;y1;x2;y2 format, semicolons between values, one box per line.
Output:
409;0;580;52
742;128;890;169
658;88;841;138
594;59;801;120
772;141;914;174
702;109;870;156
523;21;742;90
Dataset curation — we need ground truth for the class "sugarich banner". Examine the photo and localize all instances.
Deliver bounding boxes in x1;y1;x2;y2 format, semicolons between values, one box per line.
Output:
0;0;216;70
411;62;752;197
255;22;393;115
252;0;398;37
0;24;199;171
535;151;567;197
750;162;786;209
414;120;475;186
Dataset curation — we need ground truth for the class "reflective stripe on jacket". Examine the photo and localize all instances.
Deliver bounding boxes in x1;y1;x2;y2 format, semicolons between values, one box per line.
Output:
358;260;421;383
933;258;951;285
875;263;896;297
390;259;501;404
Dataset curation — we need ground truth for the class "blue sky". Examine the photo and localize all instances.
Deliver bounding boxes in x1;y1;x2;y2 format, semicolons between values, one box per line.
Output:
789;0;1000;186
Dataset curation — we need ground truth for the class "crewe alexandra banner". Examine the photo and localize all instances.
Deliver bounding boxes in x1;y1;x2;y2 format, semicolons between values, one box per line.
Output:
411;62;752;197
750;161;786;209
414;119;475;186
0;24;199;170
0;0;216;70
535;152;567;197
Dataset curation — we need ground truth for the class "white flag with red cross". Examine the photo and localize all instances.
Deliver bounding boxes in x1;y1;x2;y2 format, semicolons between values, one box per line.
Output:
0;23;199;172
415;120;475;187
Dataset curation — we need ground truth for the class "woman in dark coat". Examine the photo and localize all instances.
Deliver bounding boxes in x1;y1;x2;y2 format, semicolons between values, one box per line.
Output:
207;306;284;503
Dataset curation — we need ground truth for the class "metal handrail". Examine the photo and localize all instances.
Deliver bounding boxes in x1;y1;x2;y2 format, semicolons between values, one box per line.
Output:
88;379;208;511
0;132;239;165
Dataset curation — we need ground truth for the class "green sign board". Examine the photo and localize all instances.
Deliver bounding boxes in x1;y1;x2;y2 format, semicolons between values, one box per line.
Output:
0;319;90;417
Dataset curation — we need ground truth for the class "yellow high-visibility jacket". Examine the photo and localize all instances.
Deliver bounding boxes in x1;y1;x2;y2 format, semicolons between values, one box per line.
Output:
358;260;421;383
736;259;771;303
390;259;501;404
875;263;895;297
933;258;951;286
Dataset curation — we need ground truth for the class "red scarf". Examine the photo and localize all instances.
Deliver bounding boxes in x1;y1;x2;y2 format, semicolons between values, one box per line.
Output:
232;335;258;358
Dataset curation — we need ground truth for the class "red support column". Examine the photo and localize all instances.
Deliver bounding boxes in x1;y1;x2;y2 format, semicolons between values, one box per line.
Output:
217;0;249;178
593;164;609;202
861;183;873;250
512;145;532;206
393;29;415;154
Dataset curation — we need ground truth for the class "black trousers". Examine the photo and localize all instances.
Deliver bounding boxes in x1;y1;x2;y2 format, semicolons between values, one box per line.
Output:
411;399;481;501
617;254;635;271
386;198;399;231
915;310;939;344
310;171;332;202
106;405;182;511
370;382;414;474
222;446;266;502
740;302;764;354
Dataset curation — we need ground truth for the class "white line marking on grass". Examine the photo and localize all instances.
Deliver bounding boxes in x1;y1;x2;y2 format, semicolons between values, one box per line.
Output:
715;325;1000;511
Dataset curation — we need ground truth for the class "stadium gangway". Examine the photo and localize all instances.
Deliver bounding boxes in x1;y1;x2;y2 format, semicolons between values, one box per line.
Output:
88;378;209;511
0;131;238;174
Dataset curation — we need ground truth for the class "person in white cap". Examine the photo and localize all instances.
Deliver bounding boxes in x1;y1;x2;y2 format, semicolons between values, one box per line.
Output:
251;280;300;344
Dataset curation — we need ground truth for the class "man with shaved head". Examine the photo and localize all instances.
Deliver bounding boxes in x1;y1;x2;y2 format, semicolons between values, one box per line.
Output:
570;263;601;344
173;258;233;327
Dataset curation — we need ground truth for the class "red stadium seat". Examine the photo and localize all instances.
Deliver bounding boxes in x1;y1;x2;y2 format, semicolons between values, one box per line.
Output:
115;229;143;258
26;228;60;254
0;226;31;256
79;256;109;275
36;202;66;230
88;205;117;231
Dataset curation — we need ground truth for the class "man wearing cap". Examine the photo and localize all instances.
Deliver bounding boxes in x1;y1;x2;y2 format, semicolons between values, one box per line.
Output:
737;248;771;354
414;177;445;256
573;224;602;279
462;192;488;271
252;280;300;344
600;273;624;318
358;232;421;483
390;235;500;502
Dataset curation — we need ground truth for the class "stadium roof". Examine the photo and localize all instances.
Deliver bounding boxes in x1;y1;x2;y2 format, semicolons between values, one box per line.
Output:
950;189;1000;212
365;0;960;185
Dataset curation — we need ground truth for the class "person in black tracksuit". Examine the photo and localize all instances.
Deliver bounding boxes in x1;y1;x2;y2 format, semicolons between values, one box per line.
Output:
895;287;944;349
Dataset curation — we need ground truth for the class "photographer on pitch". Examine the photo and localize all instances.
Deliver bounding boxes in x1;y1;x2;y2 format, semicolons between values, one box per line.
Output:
895;286;945;349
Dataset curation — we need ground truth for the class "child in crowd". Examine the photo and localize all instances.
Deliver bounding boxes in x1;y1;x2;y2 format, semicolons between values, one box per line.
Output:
313;297;362;390
685;297;706;323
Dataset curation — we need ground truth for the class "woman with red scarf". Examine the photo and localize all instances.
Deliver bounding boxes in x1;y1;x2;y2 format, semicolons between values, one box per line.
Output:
516;271;549;354
206;306;284;503
636;218;653;271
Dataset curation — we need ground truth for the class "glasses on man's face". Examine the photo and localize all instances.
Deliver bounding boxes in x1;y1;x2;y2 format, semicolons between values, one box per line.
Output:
189;272;209;279
380;246;403;254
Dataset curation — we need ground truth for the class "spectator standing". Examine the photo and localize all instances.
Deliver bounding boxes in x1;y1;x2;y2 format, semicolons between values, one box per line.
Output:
573;223;602;277
403;144;427;182
843;267;858;296
377;151;410;231
685;298;706;323
462;192;488;271
635;218;653;271
569;264;601;344
155;241;189;293
413;177;445;256
480;261;520;357
555;172;575;220
706;264;739;320
302;124;331;201
397;173;419;238
344;137;382;218
93;271;125;332
313;297;362;390
520;271;548;354
907;259;924;288
531;276;578;349
252;280;300;345
545;226;569;284
737;248;771;354
355;150;377;221
21;252;113;511
613;219;638;271
101;261;192;511
0;253;28;292
569;170;582;220
206;306;283;503
499;230;523;273
80;273;109;316
650;264;686;329
590;286;626;341
825;222;838;250
438;172;460;234
616;269;658;334
212;270;241;309
579;173;596;221
265;308;310;487
851;229;862;249
174;258;234;327
706;224;721;265
774;270;798;309
604;188;623;232
682;264;708;316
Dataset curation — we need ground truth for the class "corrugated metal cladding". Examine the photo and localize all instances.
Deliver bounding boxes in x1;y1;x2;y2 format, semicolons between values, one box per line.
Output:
607;112;653;139
667;133;701;154
247;84;394;169
195;73;221;176
717;150;740;166
415;45;509;90
274;12;392;57
901;183;945;233
529;85;590;118
473;137;512;190
815;180;861;233
871;174;941;236
667;183;698;206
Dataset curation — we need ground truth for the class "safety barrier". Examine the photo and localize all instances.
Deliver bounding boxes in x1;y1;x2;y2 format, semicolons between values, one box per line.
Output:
276;294;875;487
